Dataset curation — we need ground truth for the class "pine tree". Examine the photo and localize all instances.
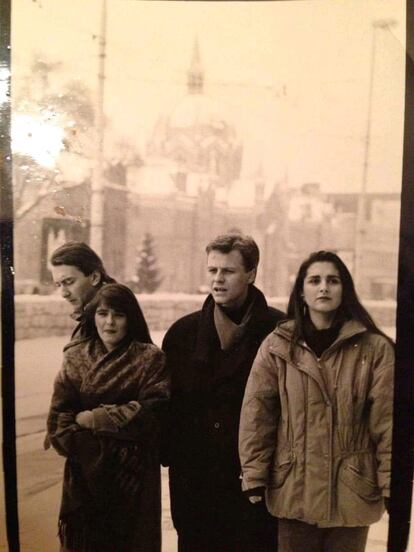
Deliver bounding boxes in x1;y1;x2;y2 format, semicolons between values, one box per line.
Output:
133;233;162;293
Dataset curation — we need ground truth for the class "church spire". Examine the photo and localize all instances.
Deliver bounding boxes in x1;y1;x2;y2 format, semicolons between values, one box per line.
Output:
187;37;204;94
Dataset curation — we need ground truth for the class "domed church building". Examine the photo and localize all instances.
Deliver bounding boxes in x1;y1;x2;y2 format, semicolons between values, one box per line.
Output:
124;39;253;293
147;38;242;195
14;39;263;295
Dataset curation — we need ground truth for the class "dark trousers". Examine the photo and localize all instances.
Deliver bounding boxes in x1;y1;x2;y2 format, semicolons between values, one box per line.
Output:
178;524;277;552
171;468;277;552
176;500;277;552
278;518;369;552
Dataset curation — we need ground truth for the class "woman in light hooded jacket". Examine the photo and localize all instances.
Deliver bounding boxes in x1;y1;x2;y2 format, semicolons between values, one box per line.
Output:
239;251;393;552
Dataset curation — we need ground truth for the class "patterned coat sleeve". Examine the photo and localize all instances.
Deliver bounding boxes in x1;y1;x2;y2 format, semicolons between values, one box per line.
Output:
47;365;84;457
47;344;170;454
91;347;170;441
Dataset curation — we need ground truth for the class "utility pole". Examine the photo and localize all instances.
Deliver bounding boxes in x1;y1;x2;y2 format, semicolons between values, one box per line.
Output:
90;0;107;255
354;18;396;291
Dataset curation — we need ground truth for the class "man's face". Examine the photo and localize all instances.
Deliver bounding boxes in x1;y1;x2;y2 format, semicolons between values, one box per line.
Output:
51;264;100;311
207;249;256;310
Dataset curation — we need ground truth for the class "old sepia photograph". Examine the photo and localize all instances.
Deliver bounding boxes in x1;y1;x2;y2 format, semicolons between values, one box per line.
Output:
1;0;412;551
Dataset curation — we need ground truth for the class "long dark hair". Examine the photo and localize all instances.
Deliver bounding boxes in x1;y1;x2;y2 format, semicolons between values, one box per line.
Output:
84;283;152;344
287;250;390;358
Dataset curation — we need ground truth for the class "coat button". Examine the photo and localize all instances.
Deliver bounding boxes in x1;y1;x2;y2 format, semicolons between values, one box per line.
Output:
214;422;220;429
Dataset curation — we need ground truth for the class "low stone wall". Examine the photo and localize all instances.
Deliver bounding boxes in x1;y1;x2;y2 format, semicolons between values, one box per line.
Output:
15;293;396;341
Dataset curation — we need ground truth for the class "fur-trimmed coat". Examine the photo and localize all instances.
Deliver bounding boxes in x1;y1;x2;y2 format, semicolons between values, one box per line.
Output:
47;337;169;552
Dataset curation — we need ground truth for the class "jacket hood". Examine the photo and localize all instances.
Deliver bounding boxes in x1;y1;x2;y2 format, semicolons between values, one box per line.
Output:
274;318;368;344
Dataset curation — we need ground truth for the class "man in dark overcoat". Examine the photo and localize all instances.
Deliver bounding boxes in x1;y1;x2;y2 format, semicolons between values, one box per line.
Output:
162;233;285;552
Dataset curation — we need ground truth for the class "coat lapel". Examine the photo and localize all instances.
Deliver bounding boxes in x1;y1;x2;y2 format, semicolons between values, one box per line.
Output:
192;287;274;386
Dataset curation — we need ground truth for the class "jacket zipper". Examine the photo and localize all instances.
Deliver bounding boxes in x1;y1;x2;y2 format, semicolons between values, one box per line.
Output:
301;346;333;522
314;352;333;522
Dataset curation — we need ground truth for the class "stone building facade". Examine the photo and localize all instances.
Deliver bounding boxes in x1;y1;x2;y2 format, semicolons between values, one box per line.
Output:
257;183;400;299
14;181;130;292
14;42;400;300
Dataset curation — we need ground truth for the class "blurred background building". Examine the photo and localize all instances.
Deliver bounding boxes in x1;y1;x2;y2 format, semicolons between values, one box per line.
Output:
11;0;404;301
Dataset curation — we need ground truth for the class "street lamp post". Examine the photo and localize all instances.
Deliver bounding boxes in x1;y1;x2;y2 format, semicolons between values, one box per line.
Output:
354;18;396;291
90;0;107;256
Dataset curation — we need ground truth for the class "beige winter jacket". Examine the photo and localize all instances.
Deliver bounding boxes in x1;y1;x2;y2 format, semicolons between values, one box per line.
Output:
239;319;394;527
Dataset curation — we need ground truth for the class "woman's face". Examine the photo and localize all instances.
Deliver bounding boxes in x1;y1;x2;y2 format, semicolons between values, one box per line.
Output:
95;302;128;351
302;261;343;328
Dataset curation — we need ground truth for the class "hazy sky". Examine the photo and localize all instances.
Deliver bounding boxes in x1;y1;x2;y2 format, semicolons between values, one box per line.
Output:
11;0;406;196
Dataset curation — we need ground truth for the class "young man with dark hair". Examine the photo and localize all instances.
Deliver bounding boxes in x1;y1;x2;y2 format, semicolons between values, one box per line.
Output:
162;233;285;552
50;241;115;338
44;242;116;452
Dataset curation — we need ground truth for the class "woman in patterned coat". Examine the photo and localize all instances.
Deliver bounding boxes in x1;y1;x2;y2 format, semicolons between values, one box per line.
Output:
47;284;169;552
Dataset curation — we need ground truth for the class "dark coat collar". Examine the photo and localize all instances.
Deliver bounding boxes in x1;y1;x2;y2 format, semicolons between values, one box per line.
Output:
192;286;274;380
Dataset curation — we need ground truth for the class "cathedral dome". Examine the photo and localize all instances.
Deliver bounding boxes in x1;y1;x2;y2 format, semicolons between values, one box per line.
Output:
147;38;242;192
169;93;222;130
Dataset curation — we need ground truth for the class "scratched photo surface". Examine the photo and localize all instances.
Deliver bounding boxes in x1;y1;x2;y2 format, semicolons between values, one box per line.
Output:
10;1;407;551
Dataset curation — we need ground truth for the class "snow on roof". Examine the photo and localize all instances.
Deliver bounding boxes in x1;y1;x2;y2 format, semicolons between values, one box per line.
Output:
127;164;176;195
227;178;255;208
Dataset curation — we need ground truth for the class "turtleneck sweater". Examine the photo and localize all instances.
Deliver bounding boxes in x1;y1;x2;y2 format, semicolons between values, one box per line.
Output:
303;319;342;358
219;288;253;325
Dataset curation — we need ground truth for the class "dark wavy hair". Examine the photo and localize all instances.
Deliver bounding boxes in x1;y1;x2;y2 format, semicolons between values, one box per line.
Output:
205;233;259;272
84;284;152;344
287;250;391;358
50;241;115;285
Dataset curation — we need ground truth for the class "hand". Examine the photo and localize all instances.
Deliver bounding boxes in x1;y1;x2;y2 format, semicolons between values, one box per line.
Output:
244;486;265;504
75;410;94;429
